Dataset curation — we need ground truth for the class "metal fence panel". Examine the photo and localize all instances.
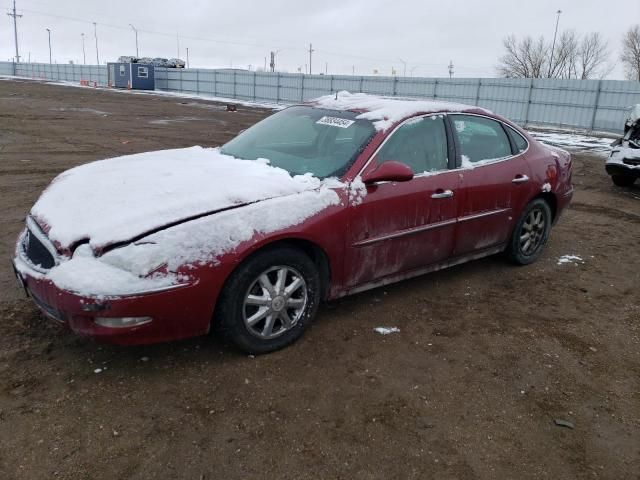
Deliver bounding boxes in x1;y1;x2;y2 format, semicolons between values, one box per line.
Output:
2;61;639;133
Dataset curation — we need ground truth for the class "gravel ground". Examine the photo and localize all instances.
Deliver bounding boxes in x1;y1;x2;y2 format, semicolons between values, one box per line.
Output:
0;79;639;480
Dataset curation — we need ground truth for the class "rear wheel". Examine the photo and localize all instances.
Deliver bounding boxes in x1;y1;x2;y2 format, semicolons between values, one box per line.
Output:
506;199;552;265
216;246;321;354
611;175;636;187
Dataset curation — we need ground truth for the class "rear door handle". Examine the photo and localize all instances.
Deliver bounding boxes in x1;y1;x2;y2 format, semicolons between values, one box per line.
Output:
431;189;454;199
512;175;530;184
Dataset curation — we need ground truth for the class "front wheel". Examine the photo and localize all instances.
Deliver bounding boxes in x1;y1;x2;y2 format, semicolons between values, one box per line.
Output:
506;199;552;265
611;175;636;187
216;246;321;354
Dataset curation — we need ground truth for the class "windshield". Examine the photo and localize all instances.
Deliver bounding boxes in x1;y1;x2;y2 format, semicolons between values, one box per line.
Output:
220;106;376;179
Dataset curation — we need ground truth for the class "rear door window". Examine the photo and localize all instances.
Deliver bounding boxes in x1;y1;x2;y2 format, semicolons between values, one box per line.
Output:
506;126;529;153
452;115;512;164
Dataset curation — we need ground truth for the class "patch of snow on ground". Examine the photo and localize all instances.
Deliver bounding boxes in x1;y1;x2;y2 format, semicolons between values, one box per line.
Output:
528;130;614;155
313;91;489;132
557;255;585;265
374;327;401;335
0;75;283;110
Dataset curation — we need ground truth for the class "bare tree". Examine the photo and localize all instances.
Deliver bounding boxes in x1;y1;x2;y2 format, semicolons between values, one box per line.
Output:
497;35;547;78
621;25;640;81
578;32;610;79
498;30;612;79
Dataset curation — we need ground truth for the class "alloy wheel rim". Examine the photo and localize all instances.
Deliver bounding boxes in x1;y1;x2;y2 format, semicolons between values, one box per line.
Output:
519;208;546;256
242;266;308;339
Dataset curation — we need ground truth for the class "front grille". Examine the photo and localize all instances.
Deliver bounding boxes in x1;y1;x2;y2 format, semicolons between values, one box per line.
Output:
623;158;640;166
23;228;56;270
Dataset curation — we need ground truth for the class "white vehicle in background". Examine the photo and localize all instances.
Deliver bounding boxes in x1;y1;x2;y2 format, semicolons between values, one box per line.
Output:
117;56;138;63
168;58;186;68
606;104;640;187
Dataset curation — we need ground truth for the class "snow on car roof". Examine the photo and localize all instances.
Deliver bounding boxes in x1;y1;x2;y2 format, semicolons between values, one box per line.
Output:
311;91;490;131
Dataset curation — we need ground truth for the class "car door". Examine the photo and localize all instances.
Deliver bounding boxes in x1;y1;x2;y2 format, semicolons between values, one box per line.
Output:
345;114;459;288
449;114;535;256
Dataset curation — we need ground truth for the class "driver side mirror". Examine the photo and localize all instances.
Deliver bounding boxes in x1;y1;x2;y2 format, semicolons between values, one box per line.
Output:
362;161;414;185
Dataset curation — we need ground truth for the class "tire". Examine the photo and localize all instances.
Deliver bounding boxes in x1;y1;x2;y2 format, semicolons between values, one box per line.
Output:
611;175;636;187
506;198;552;265
215;246;321;354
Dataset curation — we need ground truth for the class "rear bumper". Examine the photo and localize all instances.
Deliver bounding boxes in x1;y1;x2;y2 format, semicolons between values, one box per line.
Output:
12;259;217;345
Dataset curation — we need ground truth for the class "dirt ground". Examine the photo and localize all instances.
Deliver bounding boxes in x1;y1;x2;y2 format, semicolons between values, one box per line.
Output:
0;79;638;480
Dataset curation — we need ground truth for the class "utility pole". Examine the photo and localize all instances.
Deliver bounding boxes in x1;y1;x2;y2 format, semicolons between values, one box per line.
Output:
8;0;22;63
176;33;180;58
325;62;328;75
270;51;275;72
308;43;314;75
548;9;562;78
448;60;454;78
352;65;355;76
46;28;52;64
81;33;86;64
93;22;99;65
129;24;139;57
186;47;189;68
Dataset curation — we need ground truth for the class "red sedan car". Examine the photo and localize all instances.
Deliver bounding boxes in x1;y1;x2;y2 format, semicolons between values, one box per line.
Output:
13;92;573;353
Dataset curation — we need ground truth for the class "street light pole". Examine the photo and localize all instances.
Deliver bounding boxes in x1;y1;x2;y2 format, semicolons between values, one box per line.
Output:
548;9;562;78
399;58;407;77
93;22;99;65
46;28;52;64
129;24;139;57
81;33;86;64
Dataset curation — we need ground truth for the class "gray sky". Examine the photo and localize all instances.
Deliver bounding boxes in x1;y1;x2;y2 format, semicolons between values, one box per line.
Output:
3;0;639;78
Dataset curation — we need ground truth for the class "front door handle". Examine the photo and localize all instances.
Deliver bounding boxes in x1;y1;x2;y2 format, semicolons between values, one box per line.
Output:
431;189;454;199
512;174;530;184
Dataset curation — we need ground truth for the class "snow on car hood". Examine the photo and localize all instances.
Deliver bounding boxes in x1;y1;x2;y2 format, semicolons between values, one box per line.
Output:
31;146;324;251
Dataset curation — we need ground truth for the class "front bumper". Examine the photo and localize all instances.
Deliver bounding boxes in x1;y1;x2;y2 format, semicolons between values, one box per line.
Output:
12;258;216;345
605;162;640;179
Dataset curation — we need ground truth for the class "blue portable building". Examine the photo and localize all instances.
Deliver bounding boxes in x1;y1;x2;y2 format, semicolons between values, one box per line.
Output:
108;62;155;90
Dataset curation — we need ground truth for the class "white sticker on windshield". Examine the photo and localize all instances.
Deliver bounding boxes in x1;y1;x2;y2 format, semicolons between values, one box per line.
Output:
316;116;355;128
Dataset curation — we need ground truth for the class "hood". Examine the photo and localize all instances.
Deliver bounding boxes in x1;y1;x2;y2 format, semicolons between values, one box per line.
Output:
31;146;321;252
